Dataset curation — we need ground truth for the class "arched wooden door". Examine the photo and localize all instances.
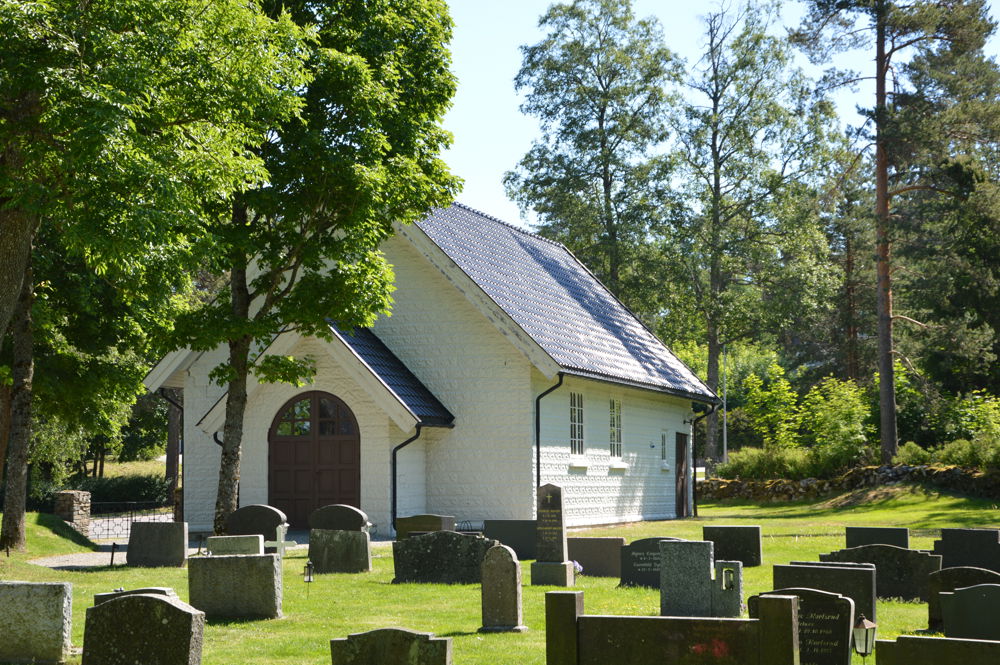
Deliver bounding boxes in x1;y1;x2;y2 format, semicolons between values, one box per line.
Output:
268;391;360;527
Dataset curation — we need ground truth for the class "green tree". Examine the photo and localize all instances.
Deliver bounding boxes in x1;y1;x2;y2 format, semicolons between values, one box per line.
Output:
799;376;873;475
504;0;678;318
663;2;839;464
743;363;800;450
793;0;1000;463
169;0;460;533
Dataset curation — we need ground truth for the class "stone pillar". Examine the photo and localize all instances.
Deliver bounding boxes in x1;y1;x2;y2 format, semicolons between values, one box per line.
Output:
545;591;583;665
53;490;90;537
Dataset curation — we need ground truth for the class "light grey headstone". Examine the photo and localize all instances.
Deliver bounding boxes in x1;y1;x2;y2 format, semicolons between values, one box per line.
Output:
126;521;188;567
207;535;263;556
309;504;369;532
82;593;203;665
330;628;451;665
0;581;72;664
480;544;526;633
660;540;743;618
309;529;371;573
940;583;1000;641
187;554;282;619
94;587;177;606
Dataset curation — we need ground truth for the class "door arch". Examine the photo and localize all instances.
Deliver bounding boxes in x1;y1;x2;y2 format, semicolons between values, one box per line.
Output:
268;391;360;527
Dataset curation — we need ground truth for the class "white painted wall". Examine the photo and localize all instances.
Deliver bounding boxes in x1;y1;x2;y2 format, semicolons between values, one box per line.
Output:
373;234;536;523
182;347;229;533
534;370;693;527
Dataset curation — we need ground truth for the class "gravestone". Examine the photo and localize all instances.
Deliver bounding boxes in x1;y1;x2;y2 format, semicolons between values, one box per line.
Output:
226;504;288;555
846;526;909;549
126;521;188;567
774;561;877;622
927;566;1000;631
395;514;455;540
94;587;177;605
932;528;1000;572
483;519;537;560
619;537;682;588
0;581;72;664
188;554;282;619
660;539;743;618
750;587;854;665
875;634;1000;665
309;504;370;532
330;628;451;665
567;537;625;577
82;593;203;665
309;529;371;574
940;584;1000;641
819;544;941;601
702;525;762;567
480;544;527;633
531;484;574;586
546;590;800;665
392;530;500;584
206;534;264;556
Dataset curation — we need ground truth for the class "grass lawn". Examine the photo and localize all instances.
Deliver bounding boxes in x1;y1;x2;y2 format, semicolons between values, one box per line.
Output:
1;485;997;664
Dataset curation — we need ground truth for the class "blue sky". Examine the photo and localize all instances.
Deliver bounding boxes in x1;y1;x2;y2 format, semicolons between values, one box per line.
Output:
440;1;1000;229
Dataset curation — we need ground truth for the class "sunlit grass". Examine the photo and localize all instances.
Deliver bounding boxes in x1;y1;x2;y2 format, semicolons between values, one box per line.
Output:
1;485;996;664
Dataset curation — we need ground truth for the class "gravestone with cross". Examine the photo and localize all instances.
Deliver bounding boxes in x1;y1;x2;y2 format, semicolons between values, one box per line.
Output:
531;484;575;587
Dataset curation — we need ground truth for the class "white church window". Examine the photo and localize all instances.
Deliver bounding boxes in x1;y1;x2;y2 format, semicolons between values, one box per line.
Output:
570;392;584;455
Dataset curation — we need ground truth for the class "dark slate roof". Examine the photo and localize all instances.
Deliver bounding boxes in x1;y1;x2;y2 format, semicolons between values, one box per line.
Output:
330;323;455;427
415;203;716;402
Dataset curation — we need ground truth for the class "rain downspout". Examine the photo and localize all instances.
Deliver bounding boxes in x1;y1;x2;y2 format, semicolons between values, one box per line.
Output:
534;372;564;490
391;424;424;533
690;403;718;518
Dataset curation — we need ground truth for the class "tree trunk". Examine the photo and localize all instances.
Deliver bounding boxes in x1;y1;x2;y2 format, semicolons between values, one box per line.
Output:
165;388;182;496
0;259;34;551
0;385;11;480
704;321;722;465
874;2;898;463
844;233;860;381
213;229;253;534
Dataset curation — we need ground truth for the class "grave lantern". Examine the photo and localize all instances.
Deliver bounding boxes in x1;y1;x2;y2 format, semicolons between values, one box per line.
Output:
303;560;315;584
852;614;877;662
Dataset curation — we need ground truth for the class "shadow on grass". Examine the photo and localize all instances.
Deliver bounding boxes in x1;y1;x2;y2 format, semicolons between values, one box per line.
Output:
438;630;479;637
206;616;280;627
31;512;99;551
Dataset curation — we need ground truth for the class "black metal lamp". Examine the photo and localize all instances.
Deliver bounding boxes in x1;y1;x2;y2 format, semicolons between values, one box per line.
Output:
303;560;314;583
852;614;877;663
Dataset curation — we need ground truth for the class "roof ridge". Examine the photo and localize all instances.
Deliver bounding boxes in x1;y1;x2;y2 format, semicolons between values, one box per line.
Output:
449;201;565;248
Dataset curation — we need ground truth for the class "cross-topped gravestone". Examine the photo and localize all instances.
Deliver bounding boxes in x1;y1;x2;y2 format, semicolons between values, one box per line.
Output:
531;484;574;586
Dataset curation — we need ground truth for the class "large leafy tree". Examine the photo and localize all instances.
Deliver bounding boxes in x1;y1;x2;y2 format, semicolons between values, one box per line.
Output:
793;0;1000;462
169;0;460;534
504;0;678;319
0;0;308;347
663;2;839;464
0;0;308;550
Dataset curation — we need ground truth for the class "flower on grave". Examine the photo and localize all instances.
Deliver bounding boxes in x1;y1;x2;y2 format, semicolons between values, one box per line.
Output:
572;560;583;574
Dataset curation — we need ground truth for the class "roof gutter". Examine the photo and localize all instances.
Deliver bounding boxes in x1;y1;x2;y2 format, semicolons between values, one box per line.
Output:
690;403;718;518
391;423;424;533
535;372;564;489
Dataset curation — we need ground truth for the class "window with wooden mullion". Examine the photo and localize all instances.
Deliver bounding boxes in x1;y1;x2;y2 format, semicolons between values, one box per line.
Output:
570;392;585;455
609;398;622;458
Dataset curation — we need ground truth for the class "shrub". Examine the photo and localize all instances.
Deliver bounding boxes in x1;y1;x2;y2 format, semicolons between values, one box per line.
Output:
716;446;811;480
743;363;800;449
894;441;932;465
935;439;982;468
799;377;874;477
68;474;171;505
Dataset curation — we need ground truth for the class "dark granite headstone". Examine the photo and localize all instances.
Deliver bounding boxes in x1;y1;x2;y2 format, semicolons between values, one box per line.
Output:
819;544;941;601
82;593;203;665
932;528;1000;573
126;522;188;567
619;537;682;588
940;584;1000;641
875;634;1000;665
226;504;288;555
309;529;371;574
392;530;500;584
395;514;456;540
927;566;1000;631
483;520;537;560
309;504;369;531
536;484;567;562
774;561;876;622
750;588;854;665
702;525;762;567
330;628;451;665
845;526;909;549
567;537;625;577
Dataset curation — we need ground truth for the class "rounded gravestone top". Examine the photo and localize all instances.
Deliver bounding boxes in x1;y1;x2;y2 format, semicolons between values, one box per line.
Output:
308;504;369;531
226;504;287;538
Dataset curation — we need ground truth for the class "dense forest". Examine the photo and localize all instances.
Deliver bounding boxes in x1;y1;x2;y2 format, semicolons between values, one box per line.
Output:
2;0;999;549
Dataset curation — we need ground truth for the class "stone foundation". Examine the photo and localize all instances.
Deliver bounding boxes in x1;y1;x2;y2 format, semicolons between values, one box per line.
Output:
53;490;90;537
